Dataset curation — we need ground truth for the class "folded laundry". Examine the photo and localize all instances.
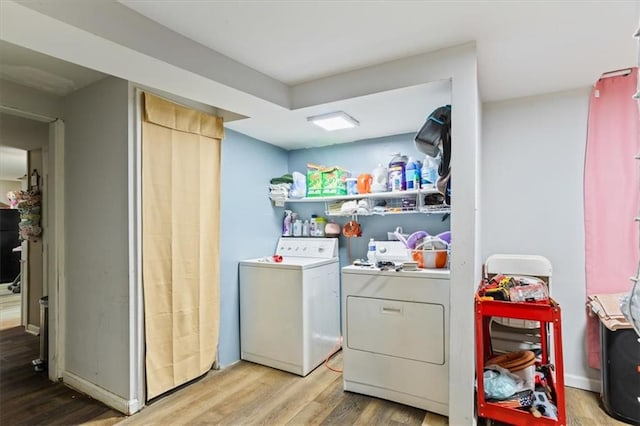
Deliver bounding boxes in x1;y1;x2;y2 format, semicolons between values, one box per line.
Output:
587;293;632;331
270;174;294;184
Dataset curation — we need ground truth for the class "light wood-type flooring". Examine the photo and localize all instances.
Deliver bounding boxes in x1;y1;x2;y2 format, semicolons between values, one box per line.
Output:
0;322;630;425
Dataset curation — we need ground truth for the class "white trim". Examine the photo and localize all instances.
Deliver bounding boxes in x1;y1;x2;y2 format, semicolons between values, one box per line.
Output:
25;324;39;335
41;147;49;303
0;104;56;123
128;85;145;409
63;370;142;415
21;240;28;327
50;118;65;381
565;374;601;393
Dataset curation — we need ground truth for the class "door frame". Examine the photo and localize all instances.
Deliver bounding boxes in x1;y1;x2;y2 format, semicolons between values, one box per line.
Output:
0;104;65;381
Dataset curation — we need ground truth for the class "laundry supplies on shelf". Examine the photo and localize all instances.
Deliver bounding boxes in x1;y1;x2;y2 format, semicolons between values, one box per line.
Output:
388;153;408;192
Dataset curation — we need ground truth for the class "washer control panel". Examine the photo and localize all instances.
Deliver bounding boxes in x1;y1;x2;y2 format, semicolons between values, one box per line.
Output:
275;237;338;258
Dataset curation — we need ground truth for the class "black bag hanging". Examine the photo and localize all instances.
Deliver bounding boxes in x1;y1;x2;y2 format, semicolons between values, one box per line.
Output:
414;105;452;204
414;105;451;160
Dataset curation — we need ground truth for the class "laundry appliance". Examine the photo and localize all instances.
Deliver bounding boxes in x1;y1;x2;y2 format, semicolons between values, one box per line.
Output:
341;240;450;415
239;237;340;376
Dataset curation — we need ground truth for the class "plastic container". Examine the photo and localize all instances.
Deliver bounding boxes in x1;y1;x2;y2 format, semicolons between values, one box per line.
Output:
421;155;439;188
371;164;388;193
282;210;293;236
367;238;377;264
293;219;302;237
346;178;358;195
405;157;420;190
410;247;448;268
302;220;310;237
314;217;327;236
388;153;407;192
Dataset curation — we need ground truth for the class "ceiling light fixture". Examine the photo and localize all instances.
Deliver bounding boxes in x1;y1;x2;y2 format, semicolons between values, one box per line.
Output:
307;111;359;131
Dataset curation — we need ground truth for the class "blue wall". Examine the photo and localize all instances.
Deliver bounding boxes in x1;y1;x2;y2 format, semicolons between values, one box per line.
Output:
219;129;288;366
219;130;450;366
288;133;450;267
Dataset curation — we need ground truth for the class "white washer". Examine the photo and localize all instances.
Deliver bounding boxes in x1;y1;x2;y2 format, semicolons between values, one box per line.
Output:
341;241;450;416
239;237;340;376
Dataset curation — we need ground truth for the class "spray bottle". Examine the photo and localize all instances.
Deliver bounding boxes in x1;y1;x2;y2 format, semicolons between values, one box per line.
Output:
283;210;293;236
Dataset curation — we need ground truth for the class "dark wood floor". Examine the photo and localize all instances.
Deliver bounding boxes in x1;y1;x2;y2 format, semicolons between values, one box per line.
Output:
0;326;121;426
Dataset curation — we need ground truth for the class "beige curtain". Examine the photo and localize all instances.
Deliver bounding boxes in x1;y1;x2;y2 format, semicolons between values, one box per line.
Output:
142;93;223;399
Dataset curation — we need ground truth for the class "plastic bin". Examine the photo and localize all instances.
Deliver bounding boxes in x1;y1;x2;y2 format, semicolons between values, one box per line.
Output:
32;296;48;372
599;323;640;424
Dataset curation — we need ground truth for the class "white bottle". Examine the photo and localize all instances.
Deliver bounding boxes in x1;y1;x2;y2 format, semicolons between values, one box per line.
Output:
302;220;310;237
293;219;302;237
367;238;377;265
421;155;439;188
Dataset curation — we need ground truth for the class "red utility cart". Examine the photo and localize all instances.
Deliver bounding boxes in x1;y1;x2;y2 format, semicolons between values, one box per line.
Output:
475;294;566;425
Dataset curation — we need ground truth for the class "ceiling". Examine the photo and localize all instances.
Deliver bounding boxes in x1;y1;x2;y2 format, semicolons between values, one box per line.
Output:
0;39;105;96
0;1;638;151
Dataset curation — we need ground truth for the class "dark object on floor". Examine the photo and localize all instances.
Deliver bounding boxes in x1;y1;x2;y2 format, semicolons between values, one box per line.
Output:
599;323;640;425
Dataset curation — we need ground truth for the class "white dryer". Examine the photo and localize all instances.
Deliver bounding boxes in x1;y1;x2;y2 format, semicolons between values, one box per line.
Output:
239;237;340;376
341;240;450;416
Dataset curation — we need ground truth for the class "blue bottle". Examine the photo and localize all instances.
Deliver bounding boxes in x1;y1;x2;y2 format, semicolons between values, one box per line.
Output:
405;157;420;190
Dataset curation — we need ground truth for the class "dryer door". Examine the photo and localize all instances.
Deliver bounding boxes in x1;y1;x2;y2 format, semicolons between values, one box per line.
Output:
346;296;445;365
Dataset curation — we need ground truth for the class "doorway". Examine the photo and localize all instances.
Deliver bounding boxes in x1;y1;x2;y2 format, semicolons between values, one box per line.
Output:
0;146;26;330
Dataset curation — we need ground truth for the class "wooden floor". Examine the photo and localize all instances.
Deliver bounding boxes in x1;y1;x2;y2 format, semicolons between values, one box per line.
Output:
0;326;120;426
0;323;629;425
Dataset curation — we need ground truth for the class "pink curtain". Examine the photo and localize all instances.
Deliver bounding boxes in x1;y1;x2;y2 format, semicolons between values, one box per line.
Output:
584;67;640;369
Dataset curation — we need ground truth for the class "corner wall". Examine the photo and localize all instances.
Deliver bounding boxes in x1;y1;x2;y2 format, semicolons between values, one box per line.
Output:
218;129;288;366
63;76;131;399
481;87;598;389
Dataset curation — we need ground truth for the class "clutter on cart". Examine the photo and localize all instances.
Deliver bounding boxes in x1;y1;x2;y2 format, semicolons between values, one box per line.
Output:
481;351;559;420
477;274;549;303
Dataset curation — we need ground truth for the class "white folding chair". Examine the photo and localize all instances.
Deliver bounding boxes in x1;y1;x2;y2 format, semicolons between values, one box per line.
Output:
484;254;552;354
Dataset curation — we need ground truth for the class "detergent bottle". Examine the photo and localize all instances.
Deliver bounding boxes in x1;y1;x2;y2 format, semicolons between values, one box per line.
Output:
282;210;293;236
388;153;407;192
421;155;439;188
371;164;388;193
405;157;420;190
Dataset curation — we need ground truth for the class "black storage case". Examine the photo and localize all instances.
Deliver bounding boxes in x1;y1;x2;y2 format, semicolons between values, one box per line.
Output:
0;209;20;283
599;322;640;425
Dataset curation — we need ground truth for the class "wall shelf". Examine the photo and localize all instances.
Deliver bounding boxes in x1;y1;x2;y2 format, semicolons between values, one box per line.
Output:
274;187;450;216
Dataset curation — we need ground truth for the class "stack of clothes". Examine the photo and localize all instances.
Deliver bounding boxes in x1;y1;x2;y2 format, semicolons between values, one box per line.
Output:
269;174;293;207
587;292;632;331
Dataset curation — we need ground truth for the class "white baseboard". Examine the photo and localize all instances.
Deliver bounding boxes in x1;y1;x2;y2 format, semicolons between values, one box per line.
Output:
25;324;39;335
63;370;143;415
565;373;601;393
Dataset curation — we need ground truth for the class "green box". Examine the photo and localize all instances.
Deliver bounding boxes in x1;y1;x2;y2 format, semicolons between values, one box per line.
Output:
306;169;323;197
321;168;349;196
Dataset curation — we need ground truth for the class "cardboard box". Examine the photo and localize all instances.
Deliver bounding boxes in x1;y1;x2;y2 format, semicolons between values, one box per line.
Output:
321;167;349;196
306;169;323;197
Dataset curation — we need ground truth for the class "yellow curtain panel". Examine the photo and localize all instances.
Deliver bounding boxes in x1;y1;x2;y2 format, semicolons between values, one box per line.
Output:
142;93;222;399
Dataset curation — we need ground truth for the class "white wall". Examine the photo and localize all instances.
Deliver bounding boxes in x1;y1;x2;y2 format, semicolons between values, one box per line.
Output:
481;87;599;389
63;76;131;399
0;112;48;150
0;79;63;120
